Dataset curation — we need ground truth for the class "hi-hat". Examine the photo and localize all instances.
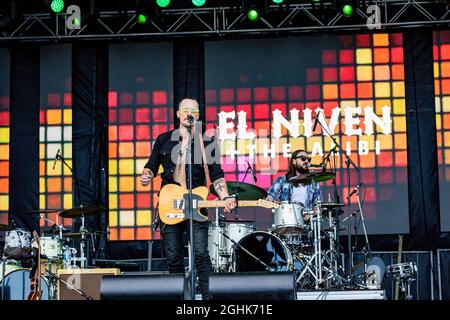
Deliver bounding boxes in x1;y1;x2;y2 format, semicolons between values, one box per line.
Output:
209;181;267;201
289;170;335;184
0;224;14;231
59;205;105;218
222;218;255;223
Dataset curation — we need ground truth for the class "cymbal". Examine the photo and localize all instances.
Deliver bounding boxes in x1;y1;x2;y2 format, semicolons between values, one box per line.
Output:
210;181;267;201
289;170;335;184
222;219;255;223
320;203;347;209
27;209;60;214
59;205;105;218
322;227;347;232
0;224;14;232
62;232;82;238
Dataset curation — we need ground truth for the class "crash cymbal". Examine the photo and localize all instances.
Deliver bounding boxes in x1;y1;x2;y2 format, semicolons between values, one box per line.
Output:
289;170;335;184
59;205;105;218
210;181;267;201
0;224;14;231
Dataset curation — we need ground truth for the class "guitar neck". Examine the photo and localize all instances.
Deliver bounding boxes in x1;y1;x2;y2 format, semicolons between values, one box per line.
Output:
198;200;258;208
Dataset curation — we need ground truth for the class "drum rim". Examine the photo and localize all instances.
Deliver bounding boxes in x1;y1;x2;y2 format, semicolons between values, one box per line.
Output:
0;268;50;286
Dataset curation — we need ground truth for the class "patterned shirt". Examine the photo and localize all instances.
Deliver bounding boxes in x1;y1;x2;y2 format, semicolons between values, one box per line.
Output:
267;175;322;210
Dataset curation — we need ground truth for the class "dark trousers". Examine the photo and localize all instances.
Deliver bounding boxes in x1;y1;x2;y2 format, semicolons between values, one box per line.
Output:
161;220;211;300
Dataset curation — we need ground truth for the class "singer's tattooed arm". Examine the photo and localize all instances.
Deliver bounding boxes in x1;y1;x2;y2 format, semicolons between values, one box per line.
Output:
212;178;236;213
213;178;228;196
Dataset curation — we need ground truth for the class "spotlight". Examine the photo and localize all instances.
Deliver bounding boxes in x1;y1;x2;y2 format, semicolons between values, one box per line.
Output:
137;13;147;24
192;0;207;7
135;0;159;24
342;4;353;17
271;0;285;3
156;0;171;8
50;0;65;13
243;0;268;22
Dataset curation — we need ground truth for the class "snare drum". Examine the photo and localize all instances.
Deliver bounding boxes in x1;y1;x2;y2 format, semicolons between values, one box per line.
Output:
39;237;62;261
273;202;307;235
4;229;32;258
386;262;417;279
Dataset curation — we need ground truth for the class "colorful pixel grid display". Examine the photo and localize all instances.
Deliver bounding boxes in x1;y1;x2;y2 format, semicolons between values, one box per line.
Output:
108;43;173;241
434;30;450;232
39;46;73;230
0;49;9;225
205;34;409;235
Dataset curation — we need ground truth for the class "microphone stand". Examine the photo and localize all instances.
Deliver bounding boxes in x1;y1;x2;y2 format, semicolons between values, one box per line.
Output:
57;152;87;268
314;114;360;281
186;120;196;300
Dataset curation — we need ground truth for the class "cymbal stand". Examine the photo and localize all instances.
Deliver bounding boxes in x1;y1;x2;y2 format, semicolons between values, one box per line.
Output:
296;203;323;289
1;255;7;300
79;212;87;268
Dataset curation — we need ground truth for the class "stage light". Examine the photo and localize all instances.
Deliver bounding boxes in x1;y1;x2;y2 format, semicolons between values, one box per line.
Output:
192;0;207;7
342;4;354;17
271;0;285;4
156;0;171;8
137;13;147;24
243;0;267;22
247;9;260;21
50;0;65;13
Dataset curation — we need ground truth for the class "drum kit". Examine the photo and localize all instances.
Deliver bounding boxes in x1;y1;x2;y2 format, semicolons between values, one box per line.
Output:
208;171;349;291
0;205;104;300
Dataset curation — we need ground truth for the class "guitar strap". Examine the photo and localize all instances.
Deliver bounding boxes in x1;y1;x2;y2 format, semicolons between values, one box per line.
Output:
198;131;212;190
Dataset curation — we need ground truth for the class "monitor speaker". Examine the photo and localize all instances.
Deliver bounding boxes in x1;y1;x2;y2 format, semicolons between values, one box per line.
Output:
100;273;186;300
209;272;296;300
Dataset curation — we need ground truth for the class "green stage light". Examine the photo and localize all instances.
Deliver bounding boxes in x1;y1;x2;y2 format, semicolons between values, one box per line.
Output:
192;0;206;7
271;0;285;3
156;0;171;8
342;4;353;17
247;9;260;21
50;0;65;13
137;13;147;24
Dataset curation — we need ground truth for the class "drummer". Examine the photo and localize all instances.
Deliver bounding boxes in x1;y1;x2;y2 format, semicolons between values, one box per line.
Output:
267;149;322;219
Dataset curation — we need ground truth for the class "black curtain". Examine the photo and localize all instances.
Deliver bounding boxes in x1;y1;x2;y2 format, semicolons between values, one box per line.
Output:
403;30;441;251
72;44;109;259
173;39;205;128
9;46;40;232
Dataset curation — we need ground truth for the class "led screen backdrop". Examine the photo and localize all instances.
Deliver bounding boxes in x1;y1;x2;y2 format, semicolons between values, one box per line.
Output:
108;43;173;241
39;45;73;230
434;30;450;232
205;34;409;235
0;49;10;225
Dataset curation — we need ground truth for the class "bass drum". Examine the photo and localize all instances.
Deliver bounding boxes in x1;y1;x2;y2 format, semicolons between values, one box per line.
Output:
233;231;293;272
0;269;50;300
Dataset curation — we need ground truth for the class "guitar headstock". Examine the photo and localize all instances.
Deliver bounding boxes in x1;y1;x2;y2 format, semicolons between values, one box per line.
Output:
257;199;279;209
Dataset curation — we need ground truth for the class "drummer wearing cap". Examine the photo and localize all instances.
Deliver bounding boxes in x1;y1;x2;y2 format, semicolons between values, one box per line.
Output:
267;149;322;217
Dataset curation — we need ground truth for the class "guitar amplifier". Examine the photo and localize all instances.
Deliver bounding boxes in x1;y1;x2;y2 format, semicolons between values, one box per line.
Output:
57;268;121;300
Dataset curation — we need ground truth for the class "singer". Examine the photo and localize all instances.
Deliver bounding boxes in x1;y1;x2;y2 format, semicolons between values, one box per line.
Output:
139;98;236;300
267;149;322;212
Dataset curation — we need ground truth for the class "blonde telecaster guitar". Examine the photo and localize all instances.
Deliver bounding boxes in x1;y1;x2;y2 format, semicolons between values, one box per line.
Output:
158;184;279;225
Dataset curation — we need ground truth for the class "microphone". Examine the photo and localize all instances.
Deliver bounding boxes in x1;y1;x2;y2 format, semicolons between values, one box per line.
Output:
52;149;60;170
347;183;362;199
246;161;257;183
312;110;321;132
187;115;195;123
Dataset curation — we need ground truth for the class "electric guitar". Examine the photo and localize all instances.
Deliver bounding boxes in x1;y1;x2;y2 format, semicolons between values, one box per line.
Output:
27;231;41;300
158;184;279;225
